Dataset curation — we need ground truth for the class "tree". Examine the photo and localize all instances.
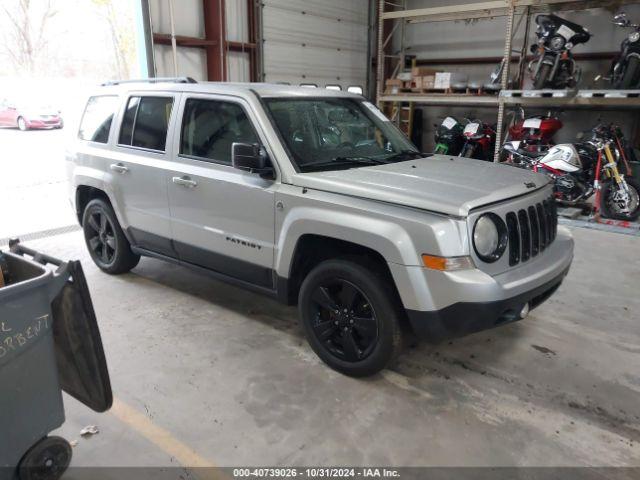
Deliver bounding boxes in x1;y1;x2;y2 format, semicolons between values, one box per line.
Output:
1;0;58;74
91;0;135;79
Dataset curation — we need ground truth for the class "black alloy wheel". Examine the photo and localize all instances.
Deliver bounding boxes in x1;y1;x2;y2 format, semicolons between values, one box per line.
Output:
298;259;402;377
82;198;140;274
308;279;379;362
86;210;117;266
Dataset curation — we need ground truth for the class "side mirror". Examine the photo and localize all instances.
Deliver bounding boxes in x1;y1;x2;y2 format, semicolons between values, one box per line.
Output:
231;142;273;177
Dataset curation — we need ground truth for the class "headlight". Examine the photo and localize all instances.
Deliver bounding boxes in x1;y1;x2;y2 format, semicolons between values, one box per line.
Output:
473;213;508;263
550;35;566;51
629;32;640;43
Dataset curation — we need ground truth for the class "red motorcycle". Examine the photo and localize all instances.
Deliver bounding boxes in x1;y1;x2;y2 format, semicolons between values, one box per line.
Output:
459;119;496;161
508;108;563;153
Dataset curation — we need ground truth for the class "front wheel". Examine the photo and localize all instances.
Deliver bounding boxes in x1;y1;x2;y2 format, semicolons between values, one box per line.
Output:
460;143;475;158
17;117;28;131
82;198;140;274
298;259;402;377
534;63;552;90
18;436;72;480
600;177;640;221
620;56;640;89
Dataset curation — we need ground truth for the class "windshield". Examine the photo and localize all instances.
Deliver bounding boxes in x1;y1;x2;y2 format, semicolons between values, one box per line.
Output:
264;97;421;172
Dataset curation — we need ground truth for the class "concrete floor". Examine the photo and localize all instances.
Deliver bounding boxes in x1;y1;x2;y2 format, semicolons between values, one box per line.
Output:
10;225;636;468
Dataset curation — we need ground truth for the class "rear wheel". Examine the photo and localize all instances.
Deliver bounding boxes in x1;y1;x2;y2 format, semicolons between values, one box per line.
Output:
621;56;640;89
600;177;640;221
298;259;402;377
17;117;28;131
18;436;72;480
82;198;140;274
534;63;552;90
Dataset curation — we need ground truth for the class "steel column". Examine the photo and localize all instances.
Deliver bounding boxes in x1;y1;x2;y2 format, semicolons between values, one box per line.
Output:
203;0;226;81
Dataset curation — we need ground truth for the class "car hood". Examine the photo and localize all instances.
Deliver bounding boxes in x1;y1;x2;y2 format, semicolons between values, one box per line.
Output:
290;155;551;217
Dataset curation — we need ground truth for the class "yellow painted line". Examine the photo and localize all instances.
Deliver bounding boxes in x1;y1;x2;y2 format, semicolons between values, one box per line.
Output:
110;396;227;479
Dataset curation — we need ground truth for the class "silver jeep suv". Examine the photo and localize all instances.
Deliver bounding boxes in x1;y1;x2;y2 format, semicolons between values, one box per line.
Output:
67;78;574;376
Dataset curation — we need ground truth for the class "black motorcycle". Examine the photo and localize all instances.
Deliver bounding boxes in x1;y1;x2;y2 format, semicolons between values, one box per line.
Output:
609;12;640;89
433;117;465;156
529;14;592;89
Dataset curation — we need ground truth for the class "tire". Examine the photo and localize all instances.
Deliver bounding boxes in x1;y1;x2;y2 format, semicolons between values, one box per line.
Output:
18;436;72;480
82;198;140;274
621;56;640;89
298;259;403;377
534;63;552;90
17;117;28;131
460;144;475;158
599;177;640;221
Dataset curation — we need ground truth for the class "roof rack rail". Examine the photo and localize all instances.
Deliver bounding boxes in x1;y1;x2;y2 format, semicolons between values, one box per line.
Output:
101;77;197;86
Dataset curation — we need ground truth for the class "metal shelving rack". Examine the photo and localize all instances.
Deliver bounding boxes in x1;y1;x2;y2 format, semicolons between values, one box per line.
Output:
376;0;640;161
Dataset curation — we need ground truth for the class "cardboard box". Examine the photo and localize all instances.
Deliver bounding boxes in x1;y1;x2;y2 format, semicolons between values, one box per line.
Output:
411;66;440;78
385;78;404;87
422;75;436;90
434;72;468;89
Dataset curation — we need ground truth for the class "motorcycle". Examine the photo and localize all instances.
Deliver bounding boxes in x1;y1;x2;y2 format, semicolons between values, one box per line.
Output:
507;107;563;153
503;126;640;221
608;12;640;89
529;14;592;89
434;117;465;155
459;120;496;161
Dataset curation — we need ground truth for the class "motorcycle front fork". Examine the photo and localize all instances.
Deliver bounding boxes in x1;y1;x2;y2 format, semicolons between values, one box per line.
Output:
594;143;630;215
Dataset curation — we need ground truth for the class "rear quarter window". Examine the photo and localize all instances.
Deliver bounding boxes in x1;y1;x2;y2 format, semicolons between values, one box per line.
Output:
78;96;119;143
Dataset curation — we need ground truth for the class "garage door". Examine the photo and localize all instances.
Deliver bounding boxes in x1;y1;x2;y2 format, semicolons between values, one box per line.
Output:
261;0;368;92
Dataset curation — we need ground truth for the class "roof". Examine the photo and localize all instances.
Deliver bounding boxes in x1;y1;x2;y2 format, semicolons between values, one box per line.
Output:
98;80;363;99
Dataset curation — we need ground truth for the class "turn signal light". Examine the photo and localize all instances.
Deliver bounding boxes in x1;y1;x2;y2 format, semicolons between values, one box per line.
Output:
422;254;474;271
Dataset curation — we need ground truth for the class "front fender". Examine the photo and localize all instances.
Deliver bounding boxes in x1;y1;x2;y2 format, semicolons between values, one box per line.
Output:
275;205;419;278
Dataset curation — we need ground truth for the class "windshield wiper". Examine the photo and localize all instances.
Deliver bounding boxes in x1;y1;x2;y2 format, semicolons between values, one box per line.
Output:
301;156;387;172
333;156;389;165
384;150;424;162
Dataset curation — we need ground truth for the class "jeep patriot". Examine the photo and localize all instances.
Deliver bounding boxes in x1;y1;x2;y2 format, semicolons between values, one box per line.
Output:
67;78;574;376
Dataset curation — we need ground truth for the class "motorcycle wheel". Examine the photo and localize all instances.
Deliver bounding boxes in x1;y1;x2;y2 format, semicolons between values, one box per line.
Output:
621;56;640;89
534;63;552;90
599;177;640;221
460;144;475;158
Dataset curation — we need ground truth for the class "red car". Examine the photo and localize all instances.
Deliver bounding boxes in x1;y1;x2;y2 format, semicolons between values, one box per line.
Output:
0;97;63;130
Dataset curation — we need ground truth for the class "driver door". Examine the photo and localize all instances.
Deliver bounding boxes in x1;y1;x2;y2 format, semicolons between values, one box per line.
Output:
166;95;277;289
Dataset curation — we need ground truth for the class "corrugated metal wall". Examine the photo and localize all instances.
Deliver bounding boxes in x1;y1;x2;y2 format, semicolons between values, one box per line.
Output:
149;0;207;79
148;0;369;88
261;0;368;90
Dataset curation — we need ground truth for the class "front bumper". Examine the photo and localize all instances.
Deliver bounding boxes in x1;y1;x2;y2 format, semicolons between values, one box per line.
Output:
406;264;569;342
390;226;574;342
25;118;62;129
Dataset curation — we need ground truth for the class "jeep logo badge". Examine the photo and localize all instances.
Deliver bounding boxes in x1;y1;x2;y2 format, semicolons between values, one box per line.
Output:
524;182;537;189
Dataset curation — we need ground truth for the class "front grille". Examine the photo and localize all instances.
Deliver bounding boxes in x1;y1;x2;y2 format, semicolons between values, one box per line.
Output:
507;198;558;266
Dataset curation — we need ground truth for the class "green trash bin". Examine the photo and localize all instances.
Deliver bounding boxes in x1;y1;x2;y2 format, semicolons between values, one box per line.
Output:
0;241;112;480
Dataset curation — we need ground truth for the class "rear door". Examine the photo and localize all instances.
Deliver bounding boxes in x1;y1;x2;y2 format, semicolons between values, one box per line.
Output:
108;93;179;256
166;94;277;289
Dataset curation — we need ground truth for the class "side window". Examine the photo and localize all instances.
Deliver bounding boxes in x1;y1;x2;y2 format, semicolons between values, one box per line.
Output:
78;96;119;143
180;99;259;164
118;96;173;152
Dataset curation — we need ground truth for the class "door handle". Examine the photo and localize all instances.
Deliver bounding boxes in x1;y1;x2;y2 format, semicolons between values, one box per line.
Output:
172;176;198;188
110;163;129;174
